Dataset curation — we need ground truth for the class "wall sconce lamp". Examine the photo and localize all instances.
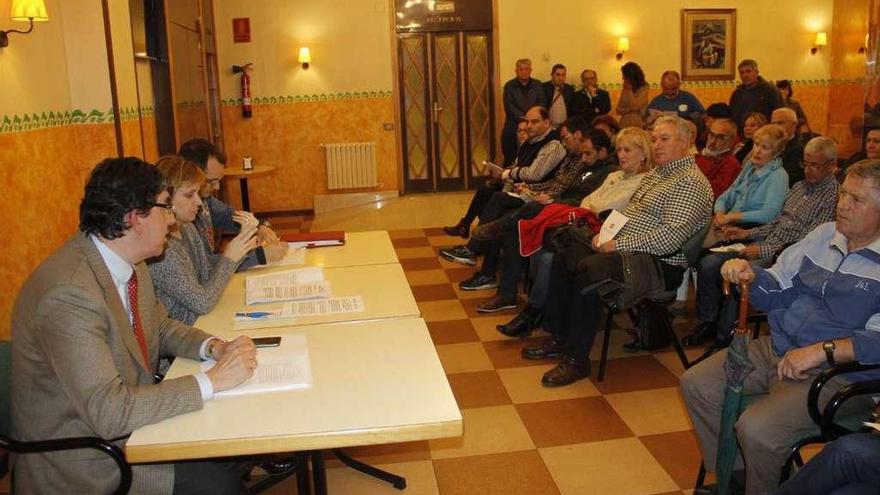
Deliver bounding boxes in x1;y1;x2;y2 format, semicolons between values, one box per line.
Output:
811;32;827;55
616;37;629;60
0;0;49;48
298;47;311;69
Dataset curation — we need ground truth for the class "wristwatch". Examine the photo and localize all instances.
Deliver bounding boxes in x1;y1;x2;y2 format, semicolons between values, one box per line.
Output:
822;340;836;366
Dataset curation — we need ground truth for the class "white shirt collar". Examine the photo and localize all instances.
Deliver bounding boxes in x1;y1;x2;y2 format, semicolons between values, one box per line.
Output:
90;235;135;317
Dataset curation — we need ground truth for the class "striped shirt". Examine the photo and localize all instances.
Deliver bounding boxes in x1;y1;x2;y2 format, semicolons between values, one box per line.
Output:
615;155;714;266
747;175;839;259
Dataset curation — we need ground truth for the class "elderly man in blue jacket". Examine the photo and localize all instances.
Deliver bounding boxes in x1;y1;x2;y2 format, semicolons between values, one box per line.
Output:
681;158;880;495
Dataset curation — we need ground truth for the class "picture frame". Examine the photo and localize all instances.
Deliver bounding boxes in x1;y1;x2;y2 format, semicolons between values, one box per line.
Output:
681;9;736;81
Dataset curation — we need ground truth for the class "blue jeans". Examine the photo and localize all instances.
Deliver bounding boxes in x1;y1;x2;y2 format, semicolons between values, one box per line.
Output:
774;433;880;495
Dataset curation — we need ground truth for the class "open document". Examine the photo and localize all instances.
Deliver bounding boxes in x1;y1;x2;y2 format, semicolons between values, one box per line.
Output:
597;210;629;245
203;334;313;397
245;267;330;305
710;243;747;253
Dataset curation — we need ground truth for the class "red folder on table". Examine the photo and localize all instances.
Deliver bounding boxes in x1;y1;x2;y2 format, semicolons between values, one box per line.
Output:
280;231;346;248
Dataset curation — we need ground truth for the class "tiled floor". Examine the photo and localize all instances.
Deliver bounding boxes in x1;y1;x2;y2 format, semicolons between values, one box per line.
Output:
261;194;718;495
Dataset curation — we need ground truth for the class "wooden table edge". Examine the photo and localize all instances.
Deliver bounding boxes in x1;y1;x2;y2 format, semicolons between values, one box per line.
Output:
125;418;463;464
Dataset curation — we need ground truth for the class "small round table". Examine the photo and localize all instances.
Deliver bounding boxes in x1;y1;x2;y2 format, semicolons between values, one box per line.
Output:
223;165;276;211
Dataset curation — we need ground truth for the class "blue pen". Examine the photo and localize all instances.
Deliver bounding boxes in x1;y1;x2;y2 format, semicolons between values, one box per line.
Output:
235;311;275;318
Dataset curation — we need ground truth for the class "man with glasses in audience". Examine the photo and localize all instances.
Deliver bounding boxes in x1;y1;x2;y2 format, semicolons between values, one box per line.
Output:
179;138;287;269
11;157;257;493
696;118;742;199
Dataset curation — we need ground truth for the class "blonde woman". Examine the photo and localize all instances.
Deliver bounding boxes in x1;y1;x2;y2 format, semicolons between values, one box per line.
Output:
148;156;258;325
582;127;654;213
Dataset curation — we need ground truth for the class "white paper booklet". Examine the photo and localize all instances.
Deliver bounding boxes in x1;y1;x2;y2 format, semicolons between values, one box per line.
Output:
245;267;330;304
242;247;307;271
204;334;313;397
597;210;629;245
710;243;747;253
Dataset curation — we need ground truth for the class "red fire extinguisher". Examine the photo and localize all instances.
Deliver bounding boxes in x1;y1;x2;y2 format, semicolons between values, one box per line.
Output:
232;63;254;118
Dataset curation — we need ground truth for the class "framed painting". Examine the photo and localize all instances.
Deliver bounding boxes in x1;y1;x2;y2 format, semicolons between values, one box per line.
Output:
681;9;736;81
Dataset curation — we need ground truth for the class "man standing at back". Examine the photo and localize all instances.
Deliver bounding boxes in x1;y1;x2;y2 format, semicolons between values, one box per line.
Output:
647;70;705;123
11;157;257;493
502;59;544;165
571;69;611;123
729;59;784;133
543;64;575;129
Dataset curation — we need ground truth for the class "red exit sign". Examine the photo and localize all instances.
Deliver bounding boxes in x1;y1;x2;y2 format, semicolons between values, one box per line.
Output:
232;18;250;43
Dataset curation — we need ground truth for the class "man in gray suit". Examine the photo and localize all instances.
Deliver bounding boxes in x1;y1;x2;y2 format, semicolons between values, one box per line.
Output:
11;157;258;494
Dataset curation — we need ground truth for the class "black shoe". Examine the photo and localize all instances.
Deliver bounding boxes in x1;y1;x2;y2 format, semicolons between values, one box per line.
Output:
440;245;477;266
497;309;541;338
681;321;717;347
459;272;498;291
541;356;590;387
522;338;565;360
442;220;470;238
622;337;642;353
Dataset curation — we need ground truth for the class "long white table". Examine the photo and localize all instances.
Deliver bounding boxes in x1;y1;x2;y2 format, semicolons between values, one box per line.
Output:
195;263;419;332
126;318;462;462
244;231;398;270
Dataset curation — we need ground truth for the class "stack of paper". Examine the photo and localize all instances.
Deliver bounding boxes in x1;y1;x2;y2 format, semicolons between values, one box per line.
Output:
203;334;313;397
245;267;331;305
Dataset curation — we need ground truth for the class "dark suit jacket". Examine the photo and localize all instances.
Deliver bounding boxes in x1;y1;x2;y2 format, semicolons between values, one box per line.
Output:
542;81;575;118
780;137;805;186
571;88;612;123
11;233;212;494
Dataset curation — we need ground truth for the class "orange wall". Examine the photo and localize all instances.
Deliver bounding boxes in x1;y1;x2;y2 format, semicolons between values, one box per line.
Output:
0;124;118;339
218;95;398;212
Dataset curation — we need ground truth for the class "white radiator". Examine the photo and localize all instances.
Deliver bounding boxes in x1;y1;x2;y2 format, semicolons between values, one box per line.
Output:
323;142;378;189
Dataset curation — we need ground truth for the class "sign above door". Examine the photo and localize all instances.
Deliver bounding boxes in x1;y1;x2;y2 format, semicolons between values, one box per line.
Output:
394;0;491;33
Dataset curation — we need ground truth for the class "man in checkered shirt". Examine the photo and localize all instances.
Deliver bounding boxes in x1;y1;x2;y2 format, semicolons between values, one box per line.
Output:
522;115;714;386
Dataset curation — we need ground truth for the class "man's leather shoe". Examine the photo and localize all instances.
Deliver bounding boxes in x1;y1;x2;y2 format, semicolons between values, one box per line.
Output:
477;295;517;313
681;321;717;347
442;220;470;238
522;338;565;360
541;356;590;387
497;310;541;338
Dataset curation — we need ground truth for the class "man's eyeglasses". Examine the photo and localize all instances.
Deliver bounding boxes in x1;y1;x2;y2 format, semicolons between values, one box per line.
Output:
146;202;175;214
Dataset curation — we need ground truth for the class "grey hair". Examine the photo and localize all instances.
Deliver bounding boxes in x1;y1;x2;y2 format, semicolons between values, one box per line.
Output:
515;58;532;67
654;115;692;143
772;107;798;123
804;136;838;163
846;159;880;193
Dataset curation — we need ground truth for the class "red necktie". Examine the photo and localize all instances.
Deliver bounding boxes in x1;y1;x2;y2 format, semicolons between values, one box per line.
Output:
127;271;151;367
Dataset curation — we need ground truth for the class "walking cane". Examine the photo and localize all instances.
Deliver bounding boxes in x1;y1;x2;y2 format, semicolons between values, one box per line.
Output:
722;279;750;337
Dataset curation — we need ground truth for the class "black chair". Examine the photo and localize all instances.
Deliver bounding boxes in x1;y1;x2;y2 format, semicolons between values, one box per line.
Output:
593;223;711;381
0;341;132;494
692;361;880;491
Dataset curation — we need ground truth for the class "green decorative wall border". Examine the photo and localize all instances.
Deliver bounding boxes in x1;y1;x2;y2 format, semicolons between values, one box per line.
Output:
595;77;865;91
1;106;155;134
220;90;394;106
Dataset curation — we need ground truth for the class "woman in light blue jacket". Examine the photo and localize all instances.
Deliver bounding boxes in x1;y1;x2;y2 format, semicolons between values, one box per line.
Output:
713;123;789;231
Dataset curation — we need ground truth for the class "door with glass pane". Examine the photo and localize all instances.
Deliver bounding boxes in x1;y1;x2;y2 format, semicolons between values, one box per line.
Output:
398;31;495;192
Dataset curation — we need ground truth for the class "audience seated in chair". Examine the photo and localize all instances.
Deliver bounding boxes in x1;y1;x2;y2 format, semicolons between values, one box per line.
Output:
696;118;741;199
497;127;654;337
774;431;880;495
521;116;714;386
442;106;563;241
842;127;880;173
683;136;841;348
734;112;768;164
680;159;880;495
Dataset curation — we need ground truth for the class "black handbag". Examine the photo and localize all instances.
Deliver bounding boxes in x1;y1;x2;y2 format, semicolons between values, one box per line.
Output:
629;301;671;351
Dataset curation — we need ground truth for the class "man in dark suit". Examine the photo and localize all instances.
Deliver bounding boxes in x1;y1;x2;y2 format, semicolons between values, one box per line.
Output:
11;157;257;494
571;69;611;124
542;64;575;129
